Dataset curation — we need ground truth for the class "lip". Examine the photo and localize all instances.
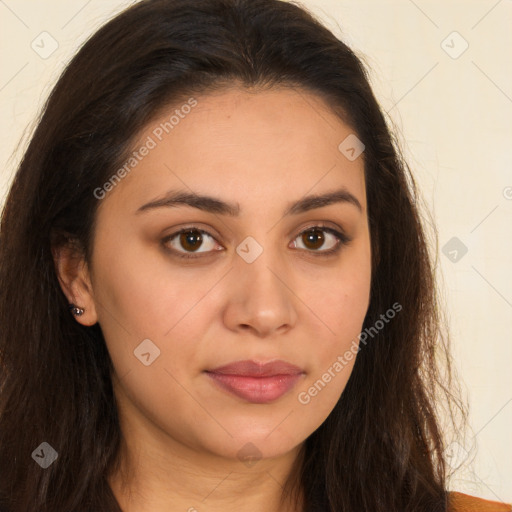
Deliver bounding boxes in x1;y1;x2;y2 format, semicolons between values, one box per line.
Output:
205;359;305;404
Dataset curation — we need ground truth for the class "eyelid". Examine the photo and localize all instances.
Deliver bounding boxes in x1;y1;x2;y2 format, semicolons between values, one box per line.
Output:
161;222;352;260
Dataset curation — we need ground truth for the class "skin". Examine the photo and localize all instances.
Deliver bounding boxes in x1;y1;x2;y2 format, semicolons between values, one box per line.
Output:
54;85;372;512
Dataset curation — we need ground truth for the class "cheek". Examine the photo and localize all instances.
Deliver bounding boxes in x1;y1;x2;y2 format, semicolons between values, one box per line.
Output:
92;234;208;335
295;356;356;425
294;239;371;412
294;296;361;423
302;237;372;346
90;235;213;386
92;245;211;445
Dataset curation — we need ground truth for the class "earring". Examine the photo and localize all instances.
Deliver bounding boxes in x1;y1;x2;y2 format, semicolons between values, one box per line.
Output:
68;303;85;316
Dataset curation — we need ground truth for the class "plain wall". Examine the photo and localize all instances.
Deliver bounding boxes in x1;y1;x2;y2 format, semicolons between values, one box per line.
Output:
0;0;510;503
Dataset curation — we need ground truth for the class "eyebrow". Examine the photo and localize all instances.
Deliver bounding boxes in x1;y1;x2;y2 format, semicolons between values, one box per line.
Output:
136;187;363;216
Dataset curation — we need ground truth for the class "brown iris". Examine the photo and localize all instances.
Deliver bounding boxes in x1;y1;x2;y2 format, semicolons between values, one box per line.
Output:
179;229;204;252
301;228;325;250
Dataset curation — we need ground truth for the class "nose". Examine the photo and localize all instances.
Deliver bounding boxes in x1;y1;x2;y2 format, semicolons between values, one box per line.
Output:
222;248;298;338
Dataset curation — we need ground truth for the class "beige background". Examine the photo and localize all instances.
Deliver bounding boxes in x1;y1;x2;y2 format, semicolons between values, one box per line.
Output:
1;0;511;503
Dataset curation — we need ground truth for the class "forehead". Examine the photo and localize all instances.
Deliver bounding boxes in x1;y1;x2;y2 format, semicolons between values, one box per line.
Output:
97;85;366;216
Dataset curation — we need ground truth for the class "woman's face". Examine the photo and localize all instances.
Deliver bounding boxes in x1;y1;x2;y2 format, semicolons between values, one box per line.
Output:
75;86;371;464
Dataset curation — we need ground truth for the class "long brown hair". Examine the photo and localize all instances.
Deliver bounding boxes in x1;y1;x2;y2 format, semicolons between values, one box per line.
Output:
0;0;467;510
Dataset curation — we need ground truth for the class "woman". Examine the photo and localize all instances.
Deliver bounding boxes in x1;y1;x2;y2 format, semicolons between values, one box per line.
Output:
0;0;509;511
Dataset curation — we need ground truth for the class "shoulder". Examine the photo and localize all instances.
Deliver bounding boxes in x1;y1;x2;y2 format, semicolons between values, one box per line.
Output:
448;491;512;512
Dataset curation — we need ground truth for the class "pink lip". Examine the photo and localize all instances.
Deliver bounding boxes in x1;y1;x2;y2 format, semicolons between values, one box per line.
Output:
205;360;305;404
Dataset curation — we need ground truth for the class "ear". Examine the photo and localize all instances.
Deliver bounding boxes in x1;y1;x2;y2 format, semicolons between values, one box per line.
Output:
52;239;98;326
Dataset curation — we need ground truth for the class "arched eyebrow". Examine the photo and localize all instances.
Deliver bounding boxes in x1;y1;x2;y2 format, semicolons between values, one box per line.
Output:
135;187;363;216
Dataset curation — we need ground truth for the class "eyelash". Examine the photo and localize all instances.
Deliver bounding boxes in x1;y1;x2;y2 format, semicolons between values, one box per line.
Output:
161;224;351;260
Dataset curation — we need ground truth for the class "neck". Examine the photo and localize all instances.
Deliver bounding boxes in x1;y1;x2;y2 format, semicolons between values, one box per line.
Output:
108;443;305;512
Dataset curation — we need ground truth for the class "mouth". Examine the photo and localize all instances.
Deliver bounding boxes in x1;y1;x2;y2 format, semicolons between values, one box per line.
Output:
204;359;306;404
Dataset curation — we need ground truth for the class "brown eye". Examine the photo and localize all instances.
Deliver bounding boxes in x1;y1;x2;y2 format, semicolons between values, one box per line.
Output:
163;228;220;257
301;228;326;250
162;224;350;261
293;227;346;253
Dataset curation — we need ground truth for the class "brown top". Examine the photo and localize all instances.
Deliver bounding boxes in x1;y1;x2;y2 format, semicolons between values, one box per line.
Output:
449;491;512;512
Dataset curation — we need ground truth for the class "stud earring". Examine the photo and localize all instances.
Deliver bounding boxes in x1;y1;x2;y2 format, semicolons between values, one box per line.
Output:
68;303;85;316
